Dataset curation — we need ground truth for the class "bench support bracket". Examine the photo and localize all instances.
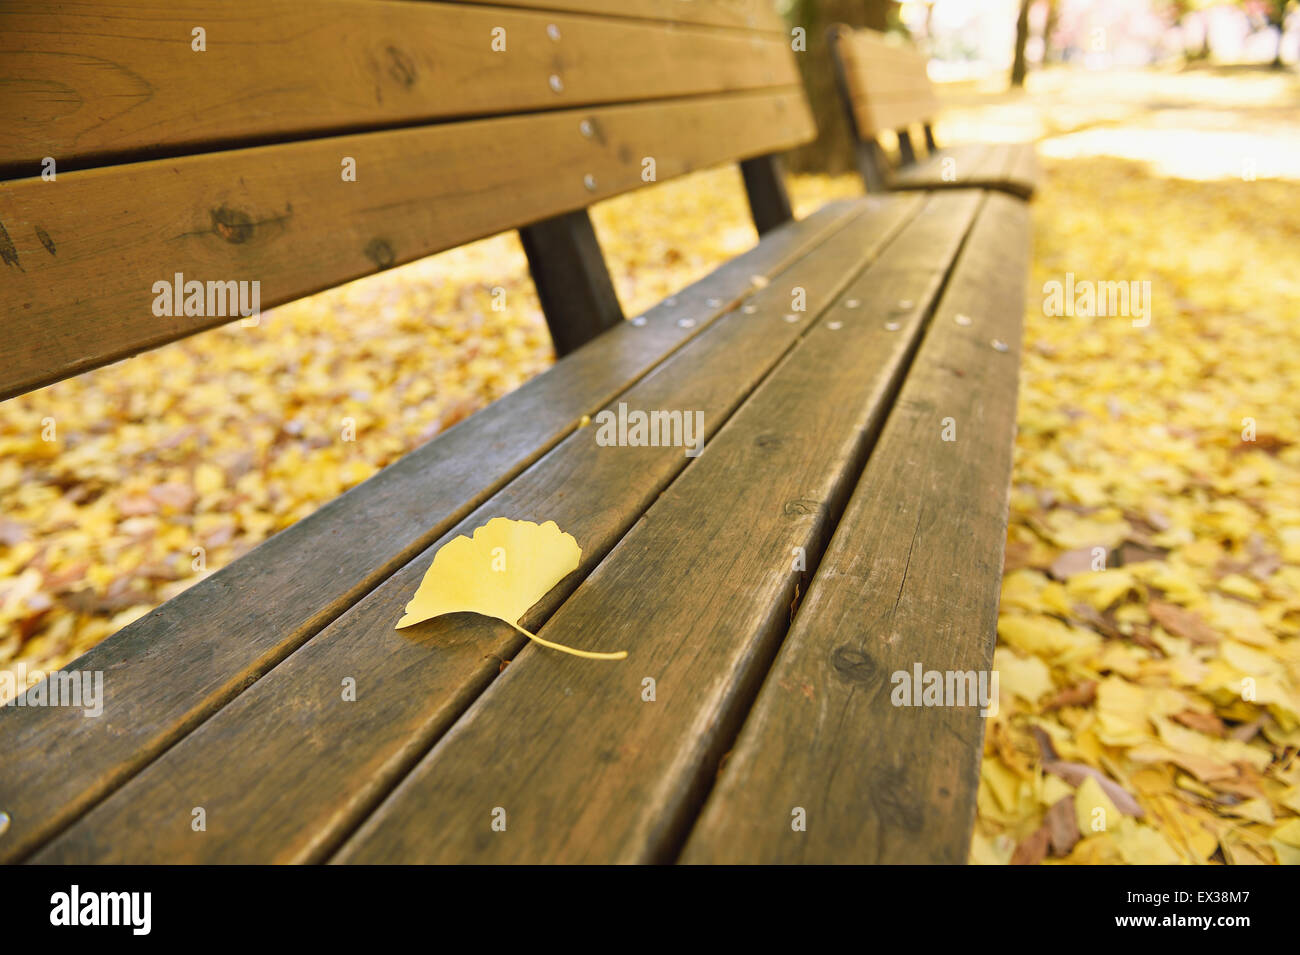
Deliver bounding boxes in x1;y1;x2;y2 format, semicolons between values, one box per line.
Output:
519;209;624;357
854;140;891;194
897;129;917;166
740;154;795;235
923;123;938;153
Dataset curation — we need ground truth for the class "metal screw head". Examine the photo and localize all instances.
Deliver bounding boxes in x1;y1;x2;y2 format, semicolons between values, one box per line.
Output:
579;119;594;138
742;304;758;315
885;321;901;331
583;173;597;191
549;74;564;93
706;297;722;307
991;339;1010;352
844;299;860;309
677;317;696;329
547;23;561;41
630;316;647;327
896;299;914;310
828;321;843;330
955;313;973;326
783;313;799;323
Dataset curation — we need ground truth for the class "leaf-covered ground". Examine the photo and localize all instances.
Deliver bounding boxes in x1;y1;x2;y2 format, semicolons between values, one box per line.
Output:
2;67;1298;864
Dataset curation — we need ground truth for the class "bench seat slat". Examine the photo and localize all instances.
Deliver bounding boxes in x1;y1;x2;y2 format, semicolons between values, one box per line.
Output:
892;141;1039;199
0;199;862;864
0;0;797;170
329;191;987;865
28;197;926;864
0;88;813;401
681;192;1030;863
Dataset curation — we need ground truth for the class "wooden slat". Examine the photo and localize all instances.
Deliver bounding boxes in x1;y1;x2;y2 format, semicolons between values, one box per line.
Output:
832;26;939;137
681;192;1029;863
892;142;1039;199
0;0;798;170
330;192;985;864
1004;142;1042;197
29;198;927;864
0;88;814;401
472;0;786;32
0;199;864;864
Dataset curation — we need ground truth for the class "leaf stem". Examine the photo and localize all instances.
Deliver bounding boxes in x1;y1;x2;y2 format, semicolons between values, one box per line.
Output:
508;621;627;661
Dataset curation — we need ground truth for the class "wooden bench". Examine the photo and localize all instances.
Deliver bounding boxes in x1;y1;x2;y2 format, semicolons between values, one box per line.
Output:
829;25;1039;200
0;1;1030;864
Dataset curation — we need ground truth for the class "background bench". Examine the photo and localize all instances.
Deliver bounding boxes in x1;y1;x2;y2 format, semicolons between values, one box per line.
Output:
0;0;1030;864
829;25;1039;199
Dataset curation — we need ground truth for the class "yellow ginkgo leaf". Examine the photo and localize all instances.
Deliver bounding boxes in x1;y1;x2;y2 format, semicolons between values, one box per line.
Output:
395;517;626;661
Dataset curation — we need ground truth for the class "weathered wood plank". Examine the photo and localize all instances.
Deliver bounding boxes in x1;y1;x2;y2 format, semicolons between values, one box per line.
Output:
29;198;926;864
0;199;863;864
680;191;1029;863
0;0;799;170
892;142;1038;199
1003;142;1041;197
831;26;939;137
330;192;985;865
0;88;814;401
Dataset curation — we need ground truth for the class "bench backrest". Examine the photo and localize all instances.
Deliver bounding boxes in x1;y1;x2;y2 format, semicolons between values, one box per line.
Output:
829;25;939;139
0;0;812;400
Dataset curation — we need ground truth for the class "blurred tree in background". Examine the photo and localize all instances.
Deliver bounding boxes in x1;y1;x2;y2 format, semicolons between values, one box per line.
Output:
786;0;901;172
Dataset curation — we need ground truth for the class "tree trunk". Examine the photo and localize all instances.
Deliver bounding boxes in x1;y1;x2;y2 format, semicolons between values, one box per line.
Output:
1010;0;1032;87
1267;1;1287;68
1042;0;1059;64
786;0;896;174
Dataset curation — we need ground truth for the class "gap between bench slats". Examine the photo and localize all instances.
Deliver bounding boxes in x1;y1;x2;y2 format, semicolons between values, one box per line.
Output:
0;88;812;400
0;199;863;864
29;196;926;864
329;191;987;864
681;191;1030;863
0;0;796;173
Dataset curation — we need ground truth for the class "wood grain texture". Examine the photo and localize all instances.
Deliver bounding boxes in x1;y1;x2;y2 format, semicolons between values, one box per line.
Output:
0;199;863;864
30;198;924;864
680;191;1030;864
330;192;985;864
0;0;798;170
892;142;1039;199
0;88;814;401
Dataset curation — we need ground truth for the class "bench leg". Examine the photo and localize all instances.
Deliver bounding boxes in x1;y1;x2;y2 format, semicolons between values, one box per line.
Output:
854;140;891;194
739;154;795;235
519;208;624;357
897;129;917;166
923;123;938;153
